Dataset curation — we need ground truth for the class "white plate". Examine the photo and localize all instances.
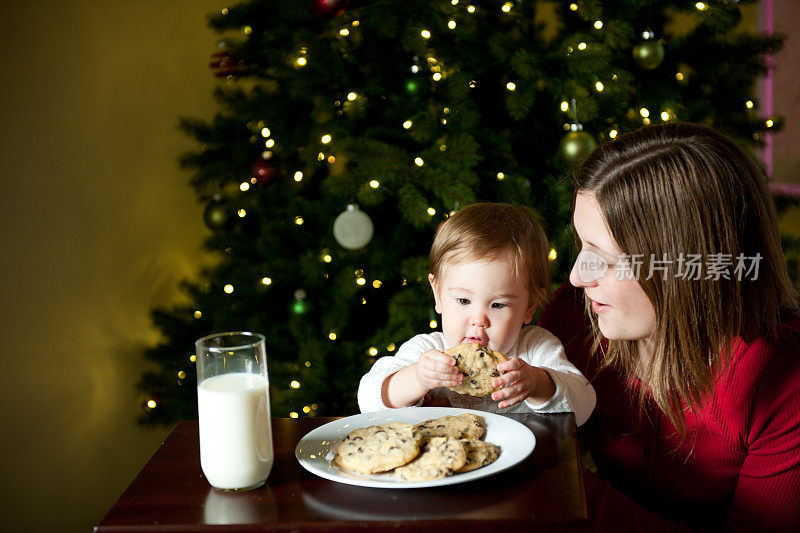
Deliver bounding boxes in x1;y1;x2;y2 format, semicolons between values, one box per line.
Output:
295;407;535;489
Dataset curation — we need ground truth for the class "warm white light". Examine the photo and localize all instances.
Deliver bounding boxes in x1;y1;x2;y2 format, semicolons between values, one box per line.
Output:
261;277;272;285
661;111;670;121
290;412;298;418
194;310;202;318
356;277;366;285
432;72;442;81
560;101;569;112
506;82;516;91
321;134;332;144
429;319;438;329
147;400;157;409
369;347;379;356
261;127;271;137
240;182;250;191
548;248;557;261
322;254;332;263
578;42;587;50
293;171;303;182
190;354;197;363
745;100;754;109
372;280;382;288
497;172;505;181
339;28;349;36
639;107;650;118
595;81;604;92
265;139;275;148
695;2;707;11
369;179;380;188
766;119;774;128
347;92;357;101
329;332;337;340
421;29;431;39
237;209;246;218
502;2;512;13
290;380;301;389
427;207;436;216
403;120;413;129
609;129;618;139
296;57;307;67
448;20;456;29
243;26;252;35
178;371;186;379
467;5;476;13
569;3;578;11
675;72;685;81
594;20;603;29
295;216;304;225
224;284;234;294
415;157;424;166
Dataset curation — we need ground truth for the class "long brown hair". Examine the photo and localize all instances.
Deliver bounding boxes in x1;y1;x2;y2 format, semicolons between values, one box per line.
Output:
574;123;798;438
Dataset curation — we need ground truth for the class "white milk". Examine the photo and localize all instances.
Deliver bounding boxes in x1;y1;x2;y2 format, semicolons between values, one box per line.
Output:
197;373;273;489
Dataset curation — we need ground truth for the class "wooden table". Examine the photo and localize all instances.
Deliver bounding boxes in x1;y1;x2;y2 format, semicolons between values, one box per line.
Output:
95;413;588;532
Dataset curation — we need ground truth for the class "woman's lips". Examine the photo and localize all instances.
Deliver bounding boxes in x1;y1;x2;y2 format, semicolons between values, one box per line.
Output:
591;300;611;314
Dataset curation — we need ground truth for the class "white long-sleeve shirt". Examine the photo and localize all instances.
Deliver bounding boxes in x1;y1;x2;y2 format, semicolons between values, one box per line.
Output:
357;325;596;426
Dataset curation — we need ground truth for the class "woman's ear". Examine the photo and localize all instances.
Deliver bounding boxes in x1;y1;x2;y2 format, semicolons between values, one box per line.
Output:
428;273;443;314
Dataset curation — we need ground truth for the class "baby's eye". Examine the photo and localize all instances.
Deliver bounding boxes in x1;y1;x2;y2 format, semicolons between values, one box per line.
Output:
491;302;508;309
456;297;470;305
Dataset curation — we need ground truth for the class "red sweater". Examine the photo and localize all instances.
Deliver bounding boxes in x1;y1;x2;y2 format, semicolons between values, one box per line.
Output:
539;282;800;532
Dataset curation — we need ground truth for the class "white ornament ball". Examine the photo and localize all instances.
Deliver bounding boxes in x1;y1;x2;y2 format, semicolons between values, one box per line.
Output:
333;204;374;250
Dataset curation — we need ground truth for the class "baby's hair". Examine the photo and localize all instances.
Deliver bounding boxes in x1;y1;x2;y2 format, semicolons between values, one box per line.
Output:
429;203;550;298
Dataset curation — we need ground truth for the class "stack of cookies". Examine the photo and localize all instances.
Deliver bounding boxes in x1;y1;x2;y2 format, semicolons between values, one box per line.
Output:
333;413;501;481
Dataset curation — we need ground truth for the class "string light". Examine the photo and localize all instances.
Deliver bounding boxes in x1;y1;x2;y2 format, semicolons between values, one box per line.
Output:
549;249;557;261
497;172;505;181
221;8;228;14
290;412;299;418
639;107;650;118
339;28;349;36
502;2;512;13
675;72;685;81
261;277;272;285
369;179;380;188
609;129;618;139
194;310;202;318
295;216;304;225
745;100;754;109
261;127;271;137
296;57;307;67
661;111;670;121
569;3;578;10
237;209;246;218
329;331;337;340
347;92;358;101
293;171;303;182
594;20;603;29
403;120;413;129
190;354;196;363
387;343;396;352
506;82;516;91
577;42;587;50
421;29;431;39
240;182;250;191
448;20;456;29
356;277;366;285
695;2;707;10
372;280;382;288
595;81;604;92
368;347;378;356
224;284;234;294
290;380;301;389
467;5;476;13
303;406;311;413
322;253;332;263
415;157;424;166
427;207;436;216
243;26;252;35
429;319;438;329
147;400;157;409
432;72;442;81
766;119;774;128
265;139;275;148
178;371;186;379
321;134;331;144
560;101;569;112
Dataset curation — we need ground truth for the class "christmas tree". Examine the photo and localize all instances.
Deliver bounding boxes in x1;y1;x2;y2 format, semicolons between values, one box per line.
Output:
137;0;783;425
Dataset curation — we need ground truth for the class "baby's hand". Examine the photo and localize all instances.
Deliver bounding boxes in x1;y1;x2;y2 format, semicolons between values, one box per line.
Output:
416;349;463;390
490;358;545;409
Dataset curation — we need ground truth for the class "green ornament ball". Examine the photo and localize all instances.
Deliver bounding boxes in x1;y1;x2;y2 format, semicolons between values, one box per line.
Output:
404;77;422;96
633;40;665;70
559;131;597;165
203;199;230;230
292;299;309;315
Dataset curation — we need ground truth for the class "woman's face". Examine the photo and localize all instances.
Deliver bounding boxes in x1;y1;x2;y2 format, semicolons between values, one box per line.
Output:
569;192;657;341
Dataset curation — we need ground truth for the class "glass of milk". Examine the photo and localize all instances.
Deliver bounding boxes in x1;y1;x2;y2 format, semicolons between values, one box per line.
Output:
195;332;273;491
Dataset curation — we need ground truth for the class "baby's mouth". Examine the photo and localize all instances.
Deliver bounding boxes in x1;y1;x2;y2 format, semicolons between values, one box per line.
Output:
465;336;488;346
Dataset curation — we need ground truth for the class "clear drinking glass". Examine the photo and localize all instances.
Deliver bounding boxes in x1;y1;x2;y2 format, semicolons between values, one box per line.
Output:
195;332;273;490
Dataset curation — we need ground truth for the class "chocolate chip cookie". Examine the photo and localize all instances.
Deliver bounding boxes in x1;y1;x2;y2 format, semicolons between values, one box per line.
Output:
333;422;422;474
416;413;486;440
445;343;507;397
394;436;468;481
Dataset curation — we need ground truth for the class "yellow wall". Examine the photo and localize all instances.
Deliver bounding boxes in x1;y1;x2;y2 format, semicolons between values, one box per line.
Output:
0;1;221;531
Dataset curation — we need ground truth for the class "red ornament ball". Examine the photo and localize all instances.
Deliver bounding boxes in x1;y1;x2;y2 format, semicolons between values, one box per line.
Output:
313;0;349;18
251;159;279;186
209;50;244;78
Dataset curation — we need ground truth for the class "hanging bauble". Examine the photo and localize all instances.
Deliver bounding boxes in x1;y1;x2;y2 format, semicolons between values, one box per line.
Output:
632;31;665;70
404;77;423;97
291;289;310;315
203;196;230;230
559;126;597;166
251;159;279;186
333;204;374;250
209;49;244;78
313;0;349;18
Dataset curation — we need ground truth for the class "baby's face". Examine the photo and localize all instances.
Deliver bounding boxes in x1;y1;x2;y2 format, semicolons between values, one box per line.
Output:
429;255;539;355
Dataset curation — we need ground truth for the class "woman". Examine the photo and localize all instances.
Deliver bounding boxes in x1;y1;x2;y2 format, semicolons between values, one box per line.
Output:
540;123;800;532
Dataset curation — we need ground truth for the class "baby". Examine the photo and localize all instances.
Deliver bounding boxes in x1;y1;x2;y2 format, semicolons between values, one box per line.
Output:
358;202;596;425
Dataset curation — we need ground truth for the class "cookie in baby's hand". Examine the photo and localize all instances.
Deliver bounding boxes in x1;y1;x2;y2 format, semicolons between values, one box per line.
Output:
445;343;507;397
